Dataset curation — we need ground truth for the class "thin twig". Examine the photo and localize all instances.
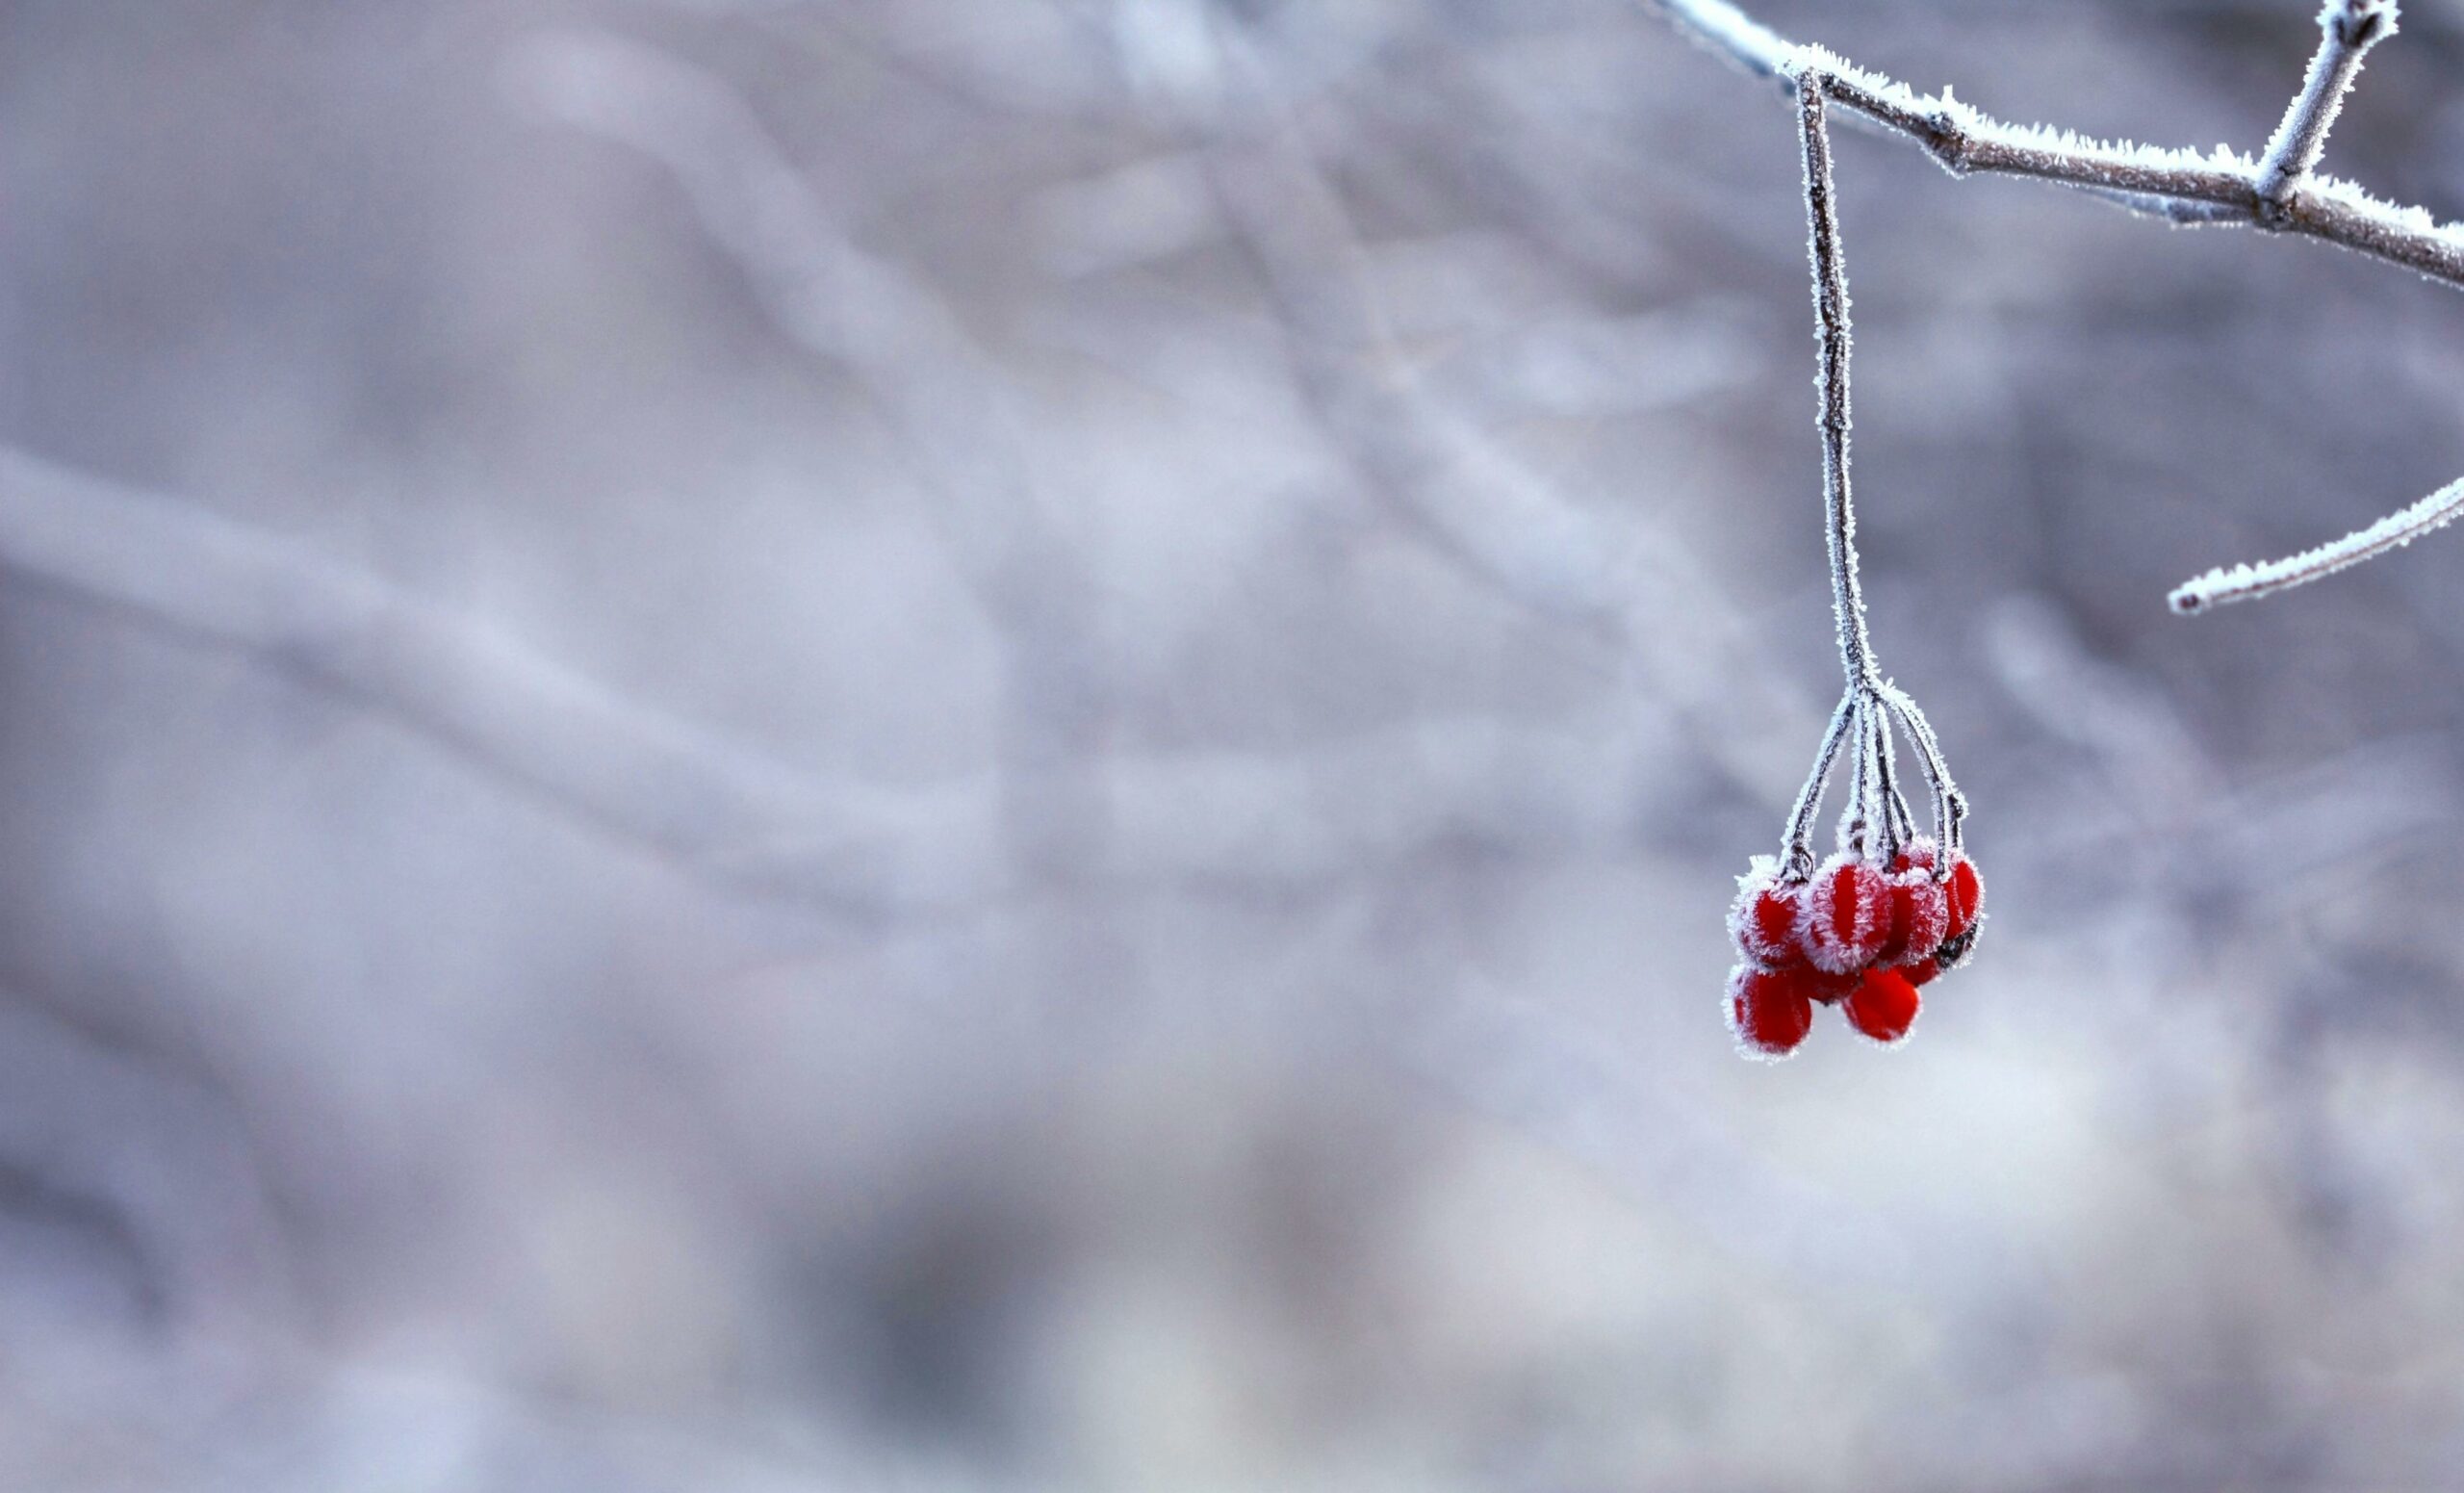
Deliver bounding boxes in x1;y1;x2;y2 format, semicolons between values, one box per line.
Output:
2257;1;2398;219
1877;682;1964;859
2170;476;2464;613
1780;692;1857;875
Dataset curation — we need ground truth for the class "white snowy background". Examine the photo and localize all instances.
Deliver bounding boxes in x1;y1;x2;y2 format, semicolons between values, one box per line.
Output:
7;0;2464;1486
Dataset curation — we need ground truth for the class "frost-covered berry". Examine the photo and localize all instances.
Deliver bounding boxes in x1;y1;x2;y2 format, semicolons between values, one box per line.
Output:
1727;857;1809;968
1902;956;1941;989
1727;964;1815;1060
1799;965;1861;1005
1877;859;1948;967
1941;851;1984;941
1800;853;1890;973
1844;966;1921;1043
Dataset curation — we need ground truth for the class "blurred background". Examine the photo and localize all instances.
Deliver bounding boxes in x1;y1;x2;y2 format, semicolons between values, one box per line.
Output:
8;0;2464;1486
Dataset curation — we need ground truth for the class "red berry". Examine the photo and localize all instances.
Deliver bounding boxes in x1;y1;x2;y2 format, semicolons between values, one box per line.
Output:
1877;862;1948;967
1800;965;1860;1005
1727;858;1808;968
1941;851;1984;941
1727;964;1814;1060
1844;966;1921;1043
1902;956;1941;988
1800;853;1889;973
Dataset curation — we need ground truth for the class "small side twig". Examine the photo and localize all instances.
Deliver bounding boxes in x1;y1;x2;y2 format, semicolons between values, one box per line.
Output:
2257;0;2398;220
2170;476;2464;612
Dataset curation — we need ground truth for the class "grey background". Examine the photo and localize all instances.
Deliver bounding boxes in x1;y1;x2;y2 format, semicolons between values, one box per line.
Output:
6;0;2464;1486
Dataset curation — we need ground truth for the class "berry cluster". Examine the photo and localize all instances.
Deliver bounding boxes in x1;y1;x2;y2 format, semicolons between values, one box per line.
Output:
1718;71;1983;1062
1726;835;1983;1058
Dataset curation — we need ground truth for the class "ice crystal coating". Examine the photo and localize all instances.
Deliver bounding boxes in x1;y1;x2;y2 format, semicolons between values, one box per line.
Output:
1802;854;1891;974
1729;855;1809;967
2170;477;2464;613
1879;862;1949;968
1941;854;1985;943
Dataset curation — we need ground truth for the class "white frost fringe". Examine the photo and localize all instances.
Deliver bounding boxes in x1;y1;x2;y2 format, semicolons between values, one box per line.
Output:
2170;476;2464;612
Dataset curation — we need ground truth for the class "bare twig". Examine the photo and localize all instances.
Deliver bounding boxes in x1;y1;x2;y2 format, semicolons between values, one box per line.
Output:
1645;0;2464;608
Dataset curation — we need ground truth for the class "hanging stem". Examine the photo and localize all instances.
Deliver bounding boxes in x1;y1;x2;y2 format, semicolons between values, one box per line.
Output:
1781;692;1857;877
1770;64;1968;882
1796;65;1879;692
1879;683;1964;865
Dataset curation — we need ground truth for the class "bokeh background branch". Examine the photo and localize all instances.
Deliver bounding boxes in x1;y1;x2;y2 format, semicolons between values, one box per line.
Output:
10;1;2464;1487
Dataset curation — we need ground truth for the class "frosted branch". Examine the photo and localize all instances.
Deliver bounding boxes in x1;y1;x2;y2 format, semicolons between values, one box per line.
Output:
2257;1;2398;218
1637;2;2464;289
1645;1;2464;608
1640;0;1790;79
2169;476;2464;613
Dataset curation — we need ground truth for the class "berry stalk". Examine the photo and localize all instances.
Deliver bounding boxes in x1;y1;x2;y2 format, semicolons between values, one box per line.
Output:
1722;65;1983;1061
1797;65;1877;696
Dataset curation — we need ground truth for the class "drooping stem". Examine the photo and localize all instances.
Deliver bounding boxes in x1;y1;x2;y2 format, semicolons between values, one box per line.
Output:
1878;683;1964;866
1796;67;1879;692
1871;702;1913;856
1781;691;1858;877
1769;64;1972;879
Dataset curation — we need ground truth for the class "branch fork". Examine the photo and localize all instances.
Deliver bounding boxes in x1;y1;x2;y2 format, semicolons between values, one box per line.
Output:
1648;0;2464;611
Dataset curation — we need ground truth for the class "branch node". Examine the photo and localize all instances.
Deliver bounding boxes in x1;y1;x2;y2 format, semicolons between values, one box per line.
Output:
2255;0;2398;211
2330;0;2398;50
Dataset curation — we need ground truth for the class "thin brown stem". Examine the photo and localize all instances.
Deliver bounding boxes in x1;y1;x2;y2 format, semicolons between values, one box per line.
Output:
1797;67;1878;693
